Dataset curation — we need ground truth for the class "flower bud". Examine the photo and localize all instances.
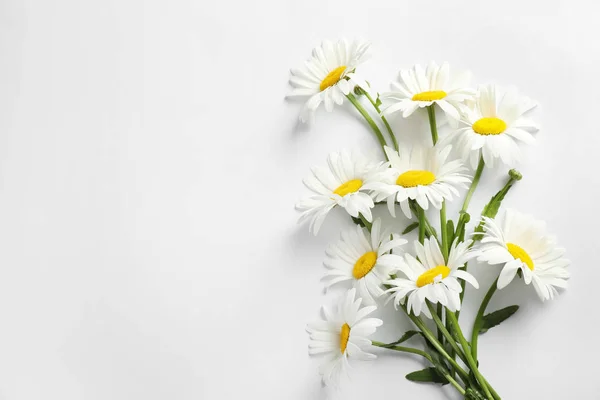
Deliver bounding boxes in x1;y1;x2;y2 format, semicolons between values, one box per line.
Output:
509;169;522;181
353;85;364;96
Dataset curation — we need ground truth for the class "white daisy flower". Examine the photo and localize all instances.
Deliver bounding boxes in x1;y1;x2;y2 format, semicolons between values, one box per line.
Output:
477;209;570;301
363;146;471;219
296;150;386;235
442;84;539;168
380;62;475;122
286;39;371;124
385;238;479;317
307;288;382;387
323;219;407;304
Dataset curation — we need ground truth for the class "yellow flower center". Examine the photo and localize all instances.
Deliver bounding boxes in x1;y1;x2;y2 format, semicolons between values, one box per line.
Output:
320;66;346;91
352;251;378;279
396;170;436;188
472;117;507;135
333;179;363;197
340;323;351;354
507;243;534;271
416;265;451;287
411;90;447;101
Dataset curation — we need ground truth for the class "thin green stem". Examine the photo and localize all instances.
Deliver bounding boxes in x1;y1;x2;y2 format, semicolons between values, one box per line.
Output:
461;154;485;215
359;213;372;231
364;92;399;151
440;201;449;260
436;303;444;343
417;206;426;244
409;200;439;242
426;106;439;144
441;370;466;396
372;341;466;396
371;341;431;359
447;312;494;400
400;306;470;383
455;155;486;312
471;278;499;360
423;217;438;241
427;303;465;360
346;93;388;159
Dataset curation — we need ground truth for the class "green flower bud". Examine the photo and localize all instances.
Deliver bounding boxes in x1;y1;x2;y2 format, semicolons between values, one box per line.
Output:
509;169;522;181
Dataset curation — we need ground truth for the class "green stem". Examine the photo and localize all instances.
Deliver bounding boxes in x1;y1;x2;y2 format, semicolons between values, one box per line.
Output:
427;303;465;360
359;213;372;231
371;341;431;359
346;93;388;159
455;155;485;310
446;312;494;400
436;303;444;343
471;278;499;360
426;105;438;145
439;370;466;396
409;201;439;241
417;206;426;244
461;154;485;215
440;201;449;260
372;341;466;396
364;92;399;151
400;306;470;383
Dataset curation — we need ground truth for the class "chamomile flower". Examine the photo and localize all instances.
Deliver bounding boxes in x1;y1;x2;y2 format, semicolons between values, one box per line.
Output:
477;209;570;301
363;146;471;219
323;219;407;304
385;238;479;317
442;84;539;168
307;288;382;387
287;39;371;124
380;62;475;122
296;150;385;235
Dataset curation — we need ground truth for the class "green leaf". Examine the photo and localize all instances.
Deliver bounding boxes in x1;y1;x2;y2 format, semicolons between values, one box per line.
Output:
402;222;419;234
382;330;419;347
482;185;511;219
375;96;382;107
446;219;455;247
405;368;448;384
480;305;519;334
351;216;365;228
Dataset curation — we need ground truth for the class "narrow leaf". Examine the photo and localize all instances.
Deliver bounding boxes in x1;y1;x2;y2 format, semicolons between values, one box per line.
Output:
402;222;419;234
446;219;455;247
474;182;515;240
480;305;519;334
405;368;448;384
382;330;419;347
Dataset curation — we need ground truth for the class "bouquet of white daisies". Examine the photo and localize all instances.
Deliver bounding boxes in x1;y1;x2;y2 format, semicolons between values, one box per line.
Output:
287;39;570;399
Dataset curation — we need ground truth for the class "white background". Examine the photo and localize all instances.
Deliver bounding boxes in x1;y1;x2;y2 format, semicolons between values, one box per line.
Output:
1;1;599;399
